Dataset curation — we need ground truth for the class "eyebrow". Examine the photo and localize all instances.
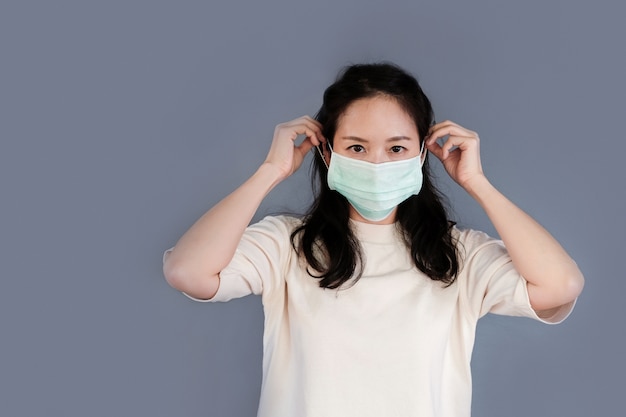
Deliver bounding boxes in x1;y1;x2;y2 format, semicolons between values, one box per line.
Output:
341;136;414;142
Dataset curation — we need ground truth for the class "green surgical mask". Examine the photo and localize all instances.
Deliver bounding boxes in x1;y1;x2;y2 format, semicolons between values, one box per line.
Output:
318;141;426;222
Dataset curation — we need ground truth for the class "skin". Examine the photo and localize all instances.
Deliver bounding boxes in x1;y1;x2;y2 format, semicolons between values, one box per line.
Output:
163;96;584;315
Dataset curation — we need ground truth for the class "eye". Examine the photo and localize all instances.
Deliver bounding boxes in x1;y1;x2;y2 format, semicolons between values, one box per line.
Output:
390;145;406;153
348;144;365;153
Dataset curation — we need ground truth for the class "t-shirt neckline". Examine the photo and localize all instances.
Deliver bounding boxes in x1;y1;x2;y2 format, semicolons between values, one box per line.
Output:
349;219;399;244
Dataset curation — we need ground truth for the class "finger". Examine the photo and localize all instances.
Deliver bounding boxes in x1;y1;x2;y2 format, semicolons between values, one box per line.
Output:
295;136;316;157
440;135;477;159
427;131;476;155
427;121;476;145
289;125;323;145
297;116;326;143
302;115;324;131
425;140;445;162
428;119;466;133
279;121;325;146
285;116;324;136
292;118;325;142
429;119;456;131
428;126;475;145
427;120;453;141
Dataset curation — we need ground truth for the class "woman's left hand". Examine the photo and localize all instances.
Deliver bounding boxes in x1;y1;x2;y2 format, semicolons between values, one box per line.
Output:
425;120;486;190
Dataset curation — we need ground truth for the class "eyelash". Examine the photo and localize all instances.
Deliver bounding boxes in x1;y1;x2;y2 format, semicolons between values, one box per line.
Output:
348;145;406;153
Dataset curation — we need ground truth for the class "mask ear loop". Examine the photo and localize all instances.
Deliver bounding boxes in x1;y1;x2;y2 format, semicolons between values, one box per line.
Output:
418;137;427;166
316;142;332;170
420;119;435;166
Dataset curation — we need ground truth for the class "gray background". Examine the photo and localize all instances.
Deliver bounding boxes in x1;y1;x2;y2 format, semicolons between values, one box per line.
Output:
1;0;624;416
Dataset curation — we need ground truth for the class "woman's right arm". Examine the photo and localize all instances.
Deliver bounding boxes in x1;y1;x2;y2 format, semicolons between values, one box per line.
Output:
163;116;325;300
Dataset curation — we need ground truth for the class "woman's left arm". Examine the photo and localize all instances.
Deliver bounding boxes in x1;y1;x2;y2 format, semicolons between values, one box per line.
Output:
426;121;584;314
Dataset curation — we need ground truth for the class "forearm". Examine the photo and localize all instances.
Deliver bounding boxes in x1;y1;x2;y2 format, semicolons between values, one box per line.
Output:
163;163;283;295
464;176;584;311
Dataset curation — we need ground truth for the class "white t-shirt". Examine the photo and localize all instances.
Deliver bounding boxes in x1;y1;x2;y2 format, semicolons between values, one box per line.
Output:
166;215;575;417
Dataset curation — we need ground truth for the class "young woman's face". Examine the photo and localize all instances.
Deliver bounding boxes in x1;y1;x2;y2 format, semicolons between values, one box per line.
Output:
326;95;424;224
332;95;423;164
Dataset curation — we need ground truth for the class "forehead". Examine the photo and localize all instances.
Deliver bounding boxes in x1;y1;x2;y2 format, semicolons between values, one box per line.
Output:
336;96;418;137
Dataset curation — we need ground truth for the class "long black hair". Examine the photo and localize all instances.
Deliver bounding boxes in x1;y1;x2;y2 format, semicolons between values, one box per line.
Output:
290;62;459;289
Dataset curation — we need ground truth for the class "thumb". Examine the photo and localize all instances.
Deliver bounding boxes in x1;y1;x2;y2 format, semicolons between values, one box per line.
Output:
295;136;316;157
426;141;445;162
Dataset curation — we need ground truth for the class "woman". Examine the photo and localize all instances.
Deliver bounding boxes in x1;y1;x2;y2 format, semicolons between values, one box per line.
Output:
163;63;583;417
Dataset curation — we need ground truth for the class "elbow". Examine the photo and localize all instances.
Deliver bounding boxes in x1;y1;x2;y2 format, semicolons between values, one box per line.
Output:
528;268;585;312
163;255;187;292
559;257;585;302
162;251;220;300
550;262;585;305
564;269;585;302
548;269;585;307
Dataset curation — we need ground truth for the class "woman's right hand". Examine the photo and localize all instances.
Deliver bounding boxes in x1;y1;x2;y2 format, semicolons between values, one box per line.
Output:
264;116;325;181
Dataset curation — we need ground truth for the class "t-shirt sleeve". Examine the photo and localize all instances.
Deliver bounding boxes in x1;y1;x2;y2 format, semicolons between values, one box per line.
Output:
457;228;576;324
163;215;295;303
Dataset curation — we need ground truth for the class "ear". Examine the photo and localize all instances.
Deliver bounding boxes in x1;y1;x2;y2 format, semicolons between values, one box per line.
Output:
325;142;332;164
420;149;428;165
324;141;334;165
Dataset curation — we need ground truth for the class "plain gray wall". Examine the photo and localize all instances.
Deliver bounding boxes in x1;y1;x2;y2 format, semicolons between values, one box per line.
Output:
1;0;624;416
